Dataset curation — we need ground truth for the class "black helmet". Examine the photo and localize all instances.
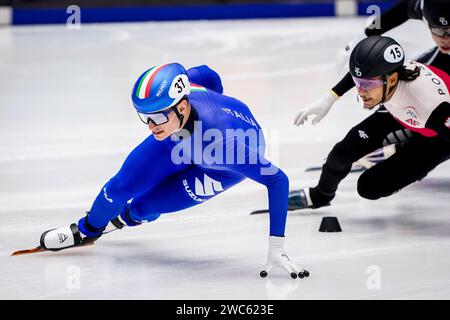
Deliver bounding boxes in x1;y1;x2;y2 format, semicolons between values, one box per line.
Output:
350;35;405;78
423;0;450;28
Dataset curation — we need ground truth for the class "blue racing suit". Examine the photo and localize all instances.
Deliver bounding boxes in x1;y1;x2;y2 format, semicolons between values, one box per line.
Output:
79;65;289;237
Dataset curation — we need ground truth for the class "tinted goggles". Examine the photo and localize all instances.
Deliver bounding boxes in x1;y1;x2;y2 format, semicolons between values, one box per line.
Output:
429;25;450;37
137;107;174;125
352;76;384;90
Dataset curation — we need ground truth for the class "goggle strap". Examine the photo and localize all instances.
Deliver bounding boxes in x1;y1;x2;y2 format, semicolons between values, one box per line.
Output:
381;75;388;104
172;106;185;129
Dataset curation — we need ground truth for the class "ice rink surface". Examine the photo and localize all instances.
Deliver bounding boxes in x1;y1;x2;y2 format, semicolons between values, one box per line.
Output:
0;17;449;300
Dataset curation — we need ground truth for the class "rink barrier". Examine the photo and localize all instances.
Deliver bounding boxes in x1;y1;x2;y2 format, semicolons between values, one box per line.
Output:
1;1;397;25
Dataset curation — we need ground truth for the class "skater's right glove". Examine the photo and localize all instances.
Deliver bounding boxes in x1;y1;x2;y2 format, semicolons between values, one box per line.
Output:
294;91;338;126
260;236;309;279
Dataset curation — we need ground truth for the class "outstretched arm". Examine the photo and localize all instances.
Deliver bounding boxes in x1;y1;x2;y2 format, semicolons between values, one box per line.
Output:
227;141;289;237
226;140;309;278
331;72;355;97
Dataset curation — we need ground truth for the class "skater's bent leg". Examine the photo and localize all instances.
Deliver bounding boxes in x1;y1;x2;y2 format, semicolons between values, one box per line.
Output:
313;138;365;204
78;135;190;235
312;113;401;205
128;167;245;223
357;136;450;200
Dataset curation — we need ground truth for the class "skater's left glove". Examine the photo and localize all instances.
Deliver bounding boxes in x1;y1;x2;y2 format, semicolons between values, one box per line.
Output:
260;236;309;279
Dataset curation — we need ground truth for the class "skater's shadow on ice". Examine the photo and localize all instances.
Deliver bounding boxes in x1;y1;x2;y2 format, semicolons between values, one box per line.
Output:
407;177;450;193
345;213;450;238
392;214;450;237
342;177;450;237
108;240;243;276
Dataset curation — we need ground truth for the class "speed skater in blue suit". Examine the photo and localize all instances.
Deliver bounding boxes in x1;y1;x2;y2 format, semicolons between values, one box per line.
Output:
38;63;309;279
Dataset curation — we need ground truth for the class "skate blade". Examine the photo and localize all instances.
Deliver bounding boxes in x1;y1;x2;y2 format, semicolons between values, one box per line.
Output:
11;241;95;256
11;246;45;256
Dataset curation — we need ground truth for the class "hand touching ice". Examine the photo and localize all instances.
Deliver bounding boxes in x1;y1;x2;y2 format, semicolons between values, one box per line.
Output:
260;236;309;279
